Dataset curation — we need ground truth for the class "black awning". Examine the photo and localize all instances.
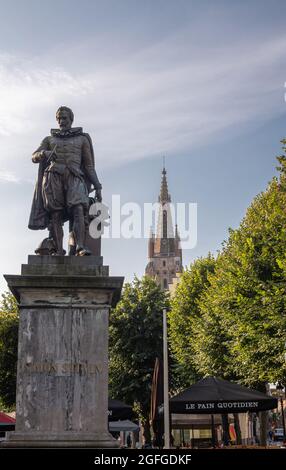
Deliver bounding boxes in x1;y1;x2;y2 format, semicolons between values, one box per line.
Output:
108;399;134;421
168;377;277;414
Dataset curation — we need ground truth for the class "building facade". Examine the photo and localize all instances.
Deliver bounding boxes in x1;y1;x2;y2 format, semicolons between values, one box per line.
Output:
145;167;183;290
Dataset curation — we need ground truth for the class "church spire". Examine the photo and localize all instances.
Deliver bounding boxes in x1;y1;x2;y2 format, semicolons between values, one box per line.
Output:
154;163;174;253
145;162;183;290
158;161;171;204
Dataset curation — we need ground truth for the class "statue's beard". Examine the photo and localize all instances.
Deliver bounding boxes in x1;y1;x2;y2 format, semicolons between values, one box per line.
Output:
57;120;72;130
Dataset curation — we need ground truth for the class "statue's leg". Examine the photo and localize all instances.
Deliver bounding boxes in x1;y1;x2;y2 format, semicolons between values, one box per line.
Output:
50;210;64;255
68;216;76;256
73;204;91;256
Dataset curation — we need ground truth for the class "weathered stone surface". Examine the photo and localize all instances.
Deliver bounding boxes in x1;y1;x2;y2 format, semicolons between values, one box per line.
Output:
6;255;122;307
2;256;124;448
3;431;116;448
21;255;107;276
27;255;103;266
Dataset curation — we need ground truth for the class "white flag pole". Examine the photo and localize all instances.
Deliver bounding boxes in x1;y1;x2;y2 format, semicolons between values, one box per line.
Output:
163;308;170;448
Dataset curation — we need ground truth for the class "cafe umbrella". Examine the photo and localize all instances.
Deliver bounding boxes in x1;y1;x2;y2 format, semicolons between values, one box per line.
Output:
0;411;16;437
168;377;278;414
108;399;134;421
160;376;278;447
150;357;164;448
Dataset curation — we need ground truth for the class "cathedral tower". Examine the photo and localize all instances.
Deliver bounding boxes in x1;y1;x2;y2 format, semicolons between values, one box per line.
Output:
145;166;183;290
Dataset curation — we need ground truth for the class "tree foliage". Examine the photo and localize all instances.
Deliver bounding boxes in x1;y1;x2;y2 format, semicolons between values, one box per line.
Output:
168;254;216;387
0;311;19;409
169;142;286;388
0;291;19;409
0;291;18;315
109;276;168;440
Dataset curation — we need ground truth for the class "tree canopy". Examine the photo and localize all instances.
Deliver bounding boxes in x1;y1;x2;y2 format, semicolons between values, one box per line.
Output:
168;254;216;387
169;143;286;388
0;292;19;409
109;275;168;441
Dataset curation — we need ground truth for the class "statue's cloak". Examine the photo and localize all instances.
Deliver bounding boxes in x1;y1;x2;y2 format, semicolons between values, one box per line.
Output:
28;155;49;230
28;130;95;230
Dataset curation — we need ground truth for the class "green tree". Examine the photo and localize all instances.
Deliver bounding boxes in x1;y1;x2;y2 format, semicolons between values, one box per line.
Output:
109;276;168;444
168;254;216;387
0;291;18;314
0;311;19;409
195;143;286;387
169;141;286;392
0;291;18;409
193;255;240;380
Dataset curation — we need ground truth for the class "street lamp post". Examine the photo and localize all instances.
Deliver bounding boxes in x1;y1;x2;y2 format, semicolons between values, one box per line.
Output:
163;308;170;449
276;382;286;441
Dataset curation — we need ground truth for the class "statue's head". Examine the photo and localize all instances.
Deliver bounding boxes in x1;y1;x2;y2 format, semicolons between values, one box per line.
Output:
56;106;74;130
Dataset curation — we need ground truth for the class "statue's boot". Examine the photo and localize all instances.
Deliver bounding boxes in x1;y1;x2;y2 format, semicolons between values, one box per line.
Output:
50;211;65;255
68;229;77;256
73;204;91;256
76;246;92;256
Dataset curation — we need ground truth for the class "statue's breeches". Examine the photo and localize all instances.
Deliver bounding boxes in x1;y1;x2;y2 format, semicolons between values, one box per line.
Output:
42;169;89;212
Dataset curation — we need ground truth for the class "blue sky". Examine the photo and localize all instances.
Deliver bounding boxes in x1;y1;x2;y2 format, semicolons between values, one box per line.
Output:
0;0;286;292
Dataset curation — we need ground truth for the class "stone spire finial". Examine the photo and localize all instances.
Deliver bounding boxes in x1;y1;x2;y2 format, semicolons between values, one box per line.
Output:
159;160;171;203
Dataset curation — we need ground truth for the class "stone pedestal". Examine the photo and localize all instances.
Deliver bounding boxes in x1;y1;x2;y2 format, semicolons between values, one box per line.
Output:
2;256;124;448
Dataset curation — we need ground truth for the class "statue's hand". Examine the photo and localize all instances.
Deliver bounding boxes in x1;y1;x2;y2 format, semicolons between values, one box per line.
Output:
43;150;57;161
95;188;102;202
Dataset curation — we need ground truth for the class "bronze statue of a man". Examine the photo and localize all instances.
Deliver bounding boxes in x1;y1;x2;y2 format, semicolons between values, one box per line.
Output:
28;106;102;256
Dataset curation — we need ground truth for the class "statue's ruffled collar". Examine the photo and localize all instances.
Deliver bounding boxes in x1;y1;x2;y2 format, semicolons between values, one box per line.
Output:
50;127;83;138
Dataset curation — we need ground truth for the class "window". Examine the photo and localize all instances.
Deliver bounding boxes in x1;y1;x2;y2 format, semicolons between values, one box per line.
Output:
163;260;166;267
163;278;168;289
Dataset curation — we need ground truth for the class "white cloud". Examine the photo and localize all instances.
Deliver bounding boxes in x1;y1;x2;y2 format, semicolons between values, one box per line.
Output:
0;29;286;182
0;170;21;183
